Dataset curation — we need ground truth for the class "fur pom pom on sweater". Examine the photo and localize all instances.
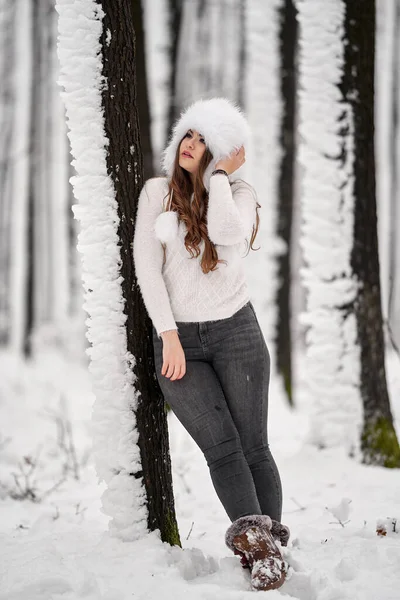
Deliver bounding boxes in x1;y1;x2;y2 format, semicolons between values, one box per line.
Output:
133;176;258;338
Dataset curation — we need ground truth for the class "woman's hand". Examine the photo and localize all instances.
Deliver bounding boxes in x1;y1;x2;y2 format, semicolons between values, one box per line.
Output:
160;330;186;380
215;146;246;175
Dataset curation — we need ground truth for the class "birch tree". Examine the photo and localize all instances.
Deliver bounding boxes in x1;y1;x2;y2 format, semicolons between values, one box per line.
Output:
56;0;180;542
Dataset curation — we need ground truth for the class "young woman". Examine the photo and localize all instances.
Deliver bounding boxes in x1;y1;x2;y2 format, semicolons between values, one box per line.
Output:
133;98;290;591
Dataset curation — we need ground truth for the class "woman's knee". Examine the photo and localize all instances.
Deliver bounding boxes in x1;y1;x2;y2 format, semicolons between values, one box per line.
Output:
205;436;244;470
244;444;271;466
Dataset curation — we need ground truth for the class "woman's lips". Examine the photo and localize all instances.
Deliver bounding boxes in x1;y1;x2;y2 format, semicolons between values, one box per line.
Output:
181;152;193;158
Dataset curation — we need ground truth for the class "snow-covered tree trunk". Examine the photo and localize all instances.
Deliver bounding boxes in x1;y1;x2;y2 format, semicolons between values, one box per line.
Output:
342;0;400;467
375;0;392;338
376;0;400;350
56;0;181;543
275;0;298;406
244;0;282;348
297;0;400;466
297;0;362;452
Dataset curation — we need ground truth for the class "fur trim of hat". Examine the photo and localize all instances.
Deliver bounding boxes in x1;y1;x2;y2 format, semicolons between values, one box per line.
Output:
161;97;251;190
225;514;272;552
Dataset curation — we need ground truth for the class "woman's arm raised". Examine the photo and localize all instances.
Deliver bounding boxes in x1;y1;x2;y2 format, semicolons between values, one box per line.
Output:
207;175;258;246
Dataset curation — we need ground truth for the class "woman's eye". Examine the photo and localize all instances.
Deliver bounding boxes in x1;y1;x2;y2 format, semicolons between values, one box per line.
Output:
185;132;191;139
200;138;205;144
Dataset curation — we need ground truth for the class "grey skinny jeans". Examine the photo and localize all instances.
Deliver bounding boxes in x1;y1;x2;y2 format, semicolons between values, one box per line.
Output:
152;300;283;523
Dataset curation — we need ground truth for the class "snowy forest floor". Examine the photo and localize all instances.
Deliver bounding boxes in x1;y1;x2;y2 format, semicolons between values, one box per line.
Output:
0;349;399;600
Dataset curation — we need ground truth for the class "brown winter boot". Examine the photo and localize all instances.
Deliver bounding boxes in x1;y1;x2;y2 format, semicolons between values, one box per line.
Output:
233;518;290;570
225;515;288;591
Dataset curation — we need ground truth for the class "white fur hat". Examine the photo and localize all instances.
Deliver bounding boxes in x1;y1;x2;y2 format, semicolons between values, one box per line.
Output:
161;97;251;189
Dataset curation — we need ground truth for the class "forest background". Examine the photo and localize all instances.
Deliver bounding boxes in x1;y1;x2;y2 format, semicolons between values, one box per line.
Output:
0;1;399;599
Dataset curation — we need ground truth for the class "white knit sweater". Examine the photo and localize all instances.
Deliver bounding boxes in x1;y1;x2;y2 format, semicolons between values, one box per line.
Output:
133;175;258;338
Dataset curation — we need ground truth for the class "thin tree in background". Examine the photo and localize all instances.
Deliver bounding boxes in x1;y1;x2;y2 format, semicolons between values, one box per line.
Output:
24;0;41;357
25;0;58;356
132;0;154;181
174;0;244;114
276;0;298;407
0;0;17;345
388;0;400;347
167;0;183;134
341;0;400;467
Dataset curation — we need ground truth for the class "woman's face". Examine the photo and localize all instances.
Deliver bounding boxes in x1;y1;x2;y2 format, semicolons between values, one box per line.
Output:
179;129;206;175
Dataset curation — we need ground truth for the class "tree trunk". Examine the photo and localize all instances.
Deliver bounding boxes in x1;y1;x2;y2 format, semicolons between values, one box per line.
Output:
0;0;17;346
24;0;55;356
389;0;400;346
24;0;41;357
167;0;183;135
132;0;154;181
237;0;246;109
99;0;181;544
342;0;400;467
276;0;298;407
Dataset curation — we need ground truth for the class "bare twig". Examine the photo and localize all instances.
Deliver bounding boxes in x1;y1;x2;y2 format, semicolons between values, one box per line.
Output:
186;521;195;540
328;519;350;528
290;497;307;511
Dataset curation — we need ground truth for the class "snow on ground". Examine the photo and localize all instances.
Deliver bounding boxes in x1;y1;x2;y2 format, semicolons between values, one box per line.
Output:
0;349;399;600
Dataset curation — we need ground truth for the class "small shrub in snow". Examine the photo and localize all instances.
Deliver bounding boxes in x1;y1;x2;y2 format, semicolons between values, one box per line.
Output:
376;517;399;537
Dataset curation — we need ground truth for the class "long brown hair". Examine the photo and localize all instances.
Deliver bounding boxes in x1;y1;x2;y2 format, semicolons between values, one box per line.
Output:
161;135;261;274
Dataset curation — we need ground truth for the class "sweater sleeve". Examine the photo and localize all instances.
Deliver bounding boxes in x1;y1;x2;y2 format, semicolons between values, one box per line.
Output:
206;175;258;246
133;178;178;338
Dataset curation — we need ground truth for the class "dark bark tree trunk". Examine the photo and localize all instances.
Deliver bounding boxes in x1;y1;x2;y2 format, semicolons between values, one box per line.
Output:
132;0;154;181
167;0;183;136
275;0;298;407
99;0;181;545
342;0;400;467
